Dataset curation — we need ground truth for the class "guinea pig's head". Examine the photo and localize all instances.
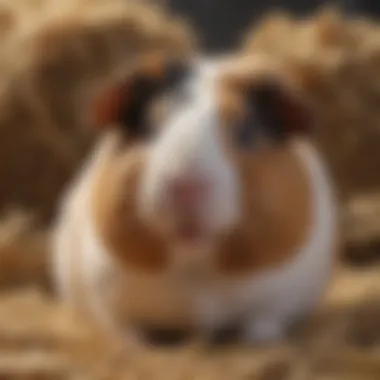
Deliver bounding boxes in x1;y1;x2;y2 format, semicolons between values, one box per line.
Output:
93;55;313;249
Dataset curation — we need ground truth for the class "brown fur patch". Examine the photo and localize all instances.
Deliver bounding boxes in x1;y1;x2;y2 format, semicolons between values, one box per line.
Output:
217;143;313;275
91;133;168;273
90;134;195;326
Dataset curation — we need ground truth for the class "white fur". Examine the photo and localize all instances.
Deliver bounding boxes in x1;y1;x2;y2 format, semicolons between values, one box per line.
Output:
51;58;337;345
139;59;240;236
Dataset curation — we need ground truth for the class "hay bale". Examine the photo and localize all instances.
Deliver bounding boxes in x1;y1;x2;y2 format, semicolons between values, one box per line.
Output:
341;192;380;265
0;0;193;223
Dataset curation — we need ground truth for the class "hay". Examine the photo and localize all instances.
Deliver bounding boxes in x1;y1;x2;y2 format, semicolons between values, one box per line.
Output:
0;266;379;379
0;209;49;288
0;0;193;223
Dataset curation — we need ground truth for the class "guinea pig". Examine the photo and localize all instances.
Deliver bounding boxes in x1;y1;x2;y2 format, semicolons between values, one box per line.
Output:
51;54;339;347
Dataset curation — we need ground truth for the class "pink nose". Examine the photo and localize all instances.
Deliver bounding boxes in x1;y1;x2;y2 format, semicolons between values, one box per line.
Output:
168;176;209;208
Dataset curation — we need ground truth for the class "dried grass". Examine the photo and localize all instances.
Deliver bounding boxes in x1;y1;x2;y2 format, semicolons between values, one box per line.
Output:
0;265;379;379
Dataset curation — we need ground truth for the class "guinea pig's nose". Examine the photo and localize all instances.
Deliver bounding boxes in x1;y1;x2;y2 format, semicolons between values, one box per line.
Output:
168;176;209;207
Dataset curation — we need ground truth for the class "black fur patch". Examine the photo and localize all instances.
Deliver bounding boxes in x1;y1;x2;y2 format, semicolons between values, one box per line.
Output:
117;60;190;139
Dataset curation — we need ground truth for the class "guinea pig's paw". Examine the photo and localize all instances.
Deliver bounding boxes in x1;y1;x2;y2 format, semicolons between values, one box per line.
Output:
241;317;286;346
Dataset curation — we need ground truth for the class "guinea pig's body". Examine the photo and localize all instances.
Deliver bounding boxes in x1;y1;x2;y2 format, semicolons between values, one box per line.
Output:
52;57;338;345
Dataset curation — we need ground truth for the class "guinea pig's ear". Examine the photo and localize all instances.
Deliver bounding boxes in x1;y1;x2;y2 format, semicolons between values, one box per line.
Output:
246;78;313;143
92;56;189;138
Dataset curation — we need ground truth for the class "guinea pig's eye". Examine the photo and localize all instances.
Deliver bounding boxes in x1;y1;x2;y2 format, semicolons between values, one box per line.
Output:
234;80;312;149
117;76;160;140
92;58;191;140
235;108;259;149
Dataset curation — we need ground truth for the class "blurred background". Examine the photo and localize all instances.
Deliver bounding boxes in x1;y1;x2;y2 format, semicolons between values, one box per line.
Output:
0;0;380;379
168;0;380;53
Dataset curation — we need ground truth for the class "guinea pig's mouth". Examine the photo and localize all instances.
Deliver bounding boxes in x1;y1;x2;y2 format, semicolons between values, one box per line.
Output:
169;210;213;245
139;197;216;245
174;218;206;244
